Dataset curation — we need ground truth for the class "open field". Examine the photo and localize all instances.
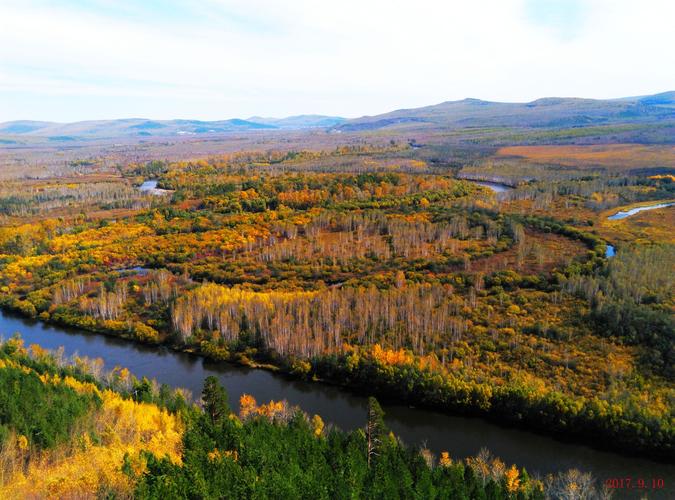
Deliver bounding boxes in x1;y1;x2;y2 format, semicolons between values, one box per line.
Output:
599;201;675;245
496;144;675;173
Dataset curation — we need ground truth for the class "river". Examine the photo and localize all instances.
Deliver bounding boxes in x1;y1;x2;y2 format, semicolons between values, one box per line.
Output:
608;202;675;221
604;202;674;258
471;180;514;194
0;309;672;497
139;179;172;196
3;181;670;495
473;183;670;263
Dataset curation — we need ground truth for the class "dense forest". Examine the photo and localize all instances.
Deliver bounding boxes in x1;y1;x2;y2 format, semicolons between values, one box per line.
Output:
0;135;673;496
1;337;619;498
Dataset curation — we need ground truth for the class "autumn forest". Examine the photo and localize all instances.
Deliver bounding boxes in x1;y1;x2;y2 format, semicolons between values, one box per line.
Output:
1;94;674;498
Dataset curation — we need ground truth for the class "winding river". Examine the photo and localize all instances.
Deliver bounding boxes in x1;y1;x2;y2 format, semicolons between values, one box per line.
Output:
0;181;662;495
139;179;172;196
608;202;675;221
604;202;673;258
1;309;672;497
471;180;514;194
473;180;671;264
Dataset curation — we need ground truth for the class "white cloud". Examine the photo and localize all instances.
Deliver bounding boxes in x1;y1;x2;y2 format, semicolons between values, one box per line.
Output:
0;0;673;121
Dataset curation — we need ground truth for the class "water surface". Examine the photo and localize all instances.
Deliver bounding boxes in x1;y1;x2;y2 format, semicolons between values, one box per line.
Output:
472;180;513;193
139;179;172;195
0;309;672;497
139;180;159;191
607;202;674;220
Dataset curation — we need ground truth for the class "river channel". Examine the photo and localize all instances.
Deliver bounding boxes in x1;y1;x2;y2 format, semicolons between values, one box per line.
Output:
1;309;672;497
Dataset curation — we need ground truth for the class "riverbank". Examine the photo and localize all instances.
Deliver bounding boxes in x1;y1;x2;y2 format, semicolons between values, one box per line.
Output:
1;298;672;464
456;174;521;189
2;307;674;492
1;213;650;462
599;199;675;246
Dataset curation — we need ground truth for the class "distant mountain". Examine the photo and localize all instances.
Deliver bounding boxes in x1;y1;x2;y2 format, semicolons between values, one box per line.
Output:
0;115;346;139
334;92;675;132
637;91;675;107
0;120;56;134
2;92;673;140
247;115;347;129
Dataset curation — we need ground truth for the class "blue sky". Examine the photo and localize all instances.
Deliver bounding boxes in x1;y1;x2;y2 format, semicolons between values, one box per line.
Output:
524;0;585;38
1;0;673;122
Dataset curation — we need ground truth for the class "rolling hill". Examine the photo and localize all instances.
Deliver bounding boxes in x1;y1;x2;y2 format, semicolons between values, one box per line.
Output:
334;92;675;132
0;115;346;140
2;92;673;141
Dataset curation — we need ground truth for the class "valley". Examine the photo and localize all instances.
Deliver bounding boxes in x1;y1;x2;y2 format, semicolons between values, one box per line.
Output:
1;93;674;498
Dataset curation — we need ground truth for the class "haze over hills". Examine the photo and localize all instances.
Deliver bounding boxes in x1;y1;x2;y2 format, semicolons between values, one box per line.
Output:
1;92;673;141
334;91;675;132
245;115;347;129
0;115;347;140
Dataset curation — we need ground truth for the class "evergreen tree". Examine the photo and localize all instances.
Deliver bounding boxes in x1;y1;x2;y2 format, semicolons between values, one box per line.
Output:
201;376;229;425
366;396;387;468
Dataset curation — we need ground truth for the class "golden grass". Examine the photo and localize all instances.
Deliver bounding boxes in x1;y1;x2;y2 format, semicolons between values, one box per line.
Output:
471;230;588;275
496;144;675;171
598;201;675;245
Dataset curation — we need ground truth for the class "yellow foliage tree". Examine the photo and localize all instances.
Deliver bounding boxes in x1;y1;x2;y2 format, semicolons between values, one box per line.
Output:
505;464;520;494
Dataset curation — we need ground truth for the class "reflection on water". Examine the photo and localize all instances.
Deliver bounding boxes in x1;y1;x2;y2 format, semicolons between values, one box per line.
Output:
115;266;150;276
607;202;674;220
471;181;513;193
139;179;172;195
139;180;159;191
0;309;672;495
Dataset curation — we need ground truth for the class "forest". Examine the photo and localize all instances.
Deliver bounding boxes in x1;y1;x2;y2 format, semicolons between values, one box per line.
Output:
0;131;673;496
2;0;675;490
1;337;616;498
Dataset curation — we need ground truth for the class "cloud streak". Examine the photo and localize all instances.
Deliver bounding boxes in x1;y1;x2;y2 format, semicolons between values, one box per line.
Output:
1;0;673;121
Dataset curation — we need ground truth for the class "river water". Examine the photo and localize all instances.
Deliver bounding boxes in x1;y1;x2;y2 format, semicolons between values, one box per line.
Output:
474;182;670;265
472;181;513;194
604;202;673;258
139;180;172;196
607;202;674;221
1;309;672;497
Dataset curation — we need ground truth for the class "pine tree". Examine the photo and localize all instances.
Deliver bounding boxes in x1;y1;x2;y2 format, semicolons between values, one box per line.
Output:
366;397;386;468
201;376;229;425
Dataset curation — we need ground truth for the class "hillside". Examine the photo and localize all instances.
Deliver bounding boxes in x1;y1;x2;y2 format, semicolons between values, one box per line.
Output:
0;115;346;140
246;114;346;129
3;92;673;141
336;92;675;131
0;337;560;498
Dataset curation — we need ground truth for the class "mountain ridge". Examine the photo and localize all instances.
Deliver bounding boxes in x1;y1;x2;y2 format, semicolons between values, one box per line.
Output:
2;92;673;139
334;91;675;132
0;115;346;139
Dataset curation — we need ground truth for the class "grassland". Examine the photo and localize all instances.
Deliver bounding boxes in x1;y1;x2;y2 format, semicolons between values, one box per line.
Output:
598;201;675;245
496;144;675;173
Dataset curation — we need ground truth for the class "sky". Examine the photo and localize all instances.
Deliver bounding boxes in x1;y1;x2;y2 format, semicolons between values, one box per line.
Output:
0;0;674;122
